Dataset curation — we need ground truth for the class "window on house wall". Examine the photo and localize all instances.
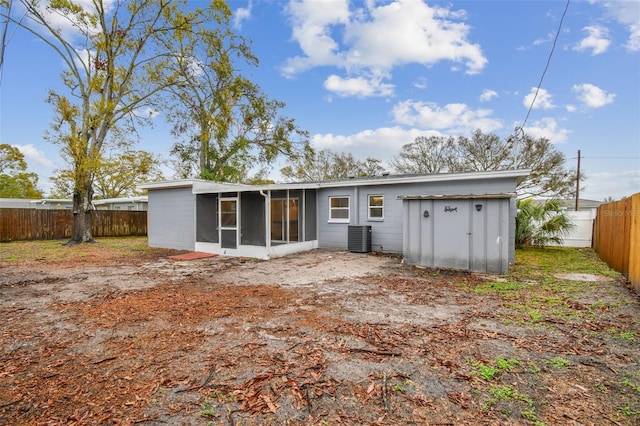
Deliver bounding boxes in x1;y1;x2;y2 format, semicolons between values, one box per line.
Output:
368;195;384;220
329;196;349;223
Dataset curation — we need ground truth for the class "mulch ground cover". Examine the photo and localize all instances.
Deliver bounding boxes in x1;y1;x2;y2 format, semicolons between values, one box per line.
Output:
1;240;638;425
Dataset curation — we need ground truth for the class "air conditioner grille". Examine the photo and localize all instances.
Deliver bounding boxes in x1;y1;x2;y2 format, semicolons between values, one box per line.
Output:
348;225;372;253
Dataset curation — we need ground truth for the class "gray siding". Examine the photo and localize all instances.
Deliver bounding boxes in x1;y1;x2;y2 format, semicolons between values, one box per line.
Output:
318;177;517;254
147;187;195;250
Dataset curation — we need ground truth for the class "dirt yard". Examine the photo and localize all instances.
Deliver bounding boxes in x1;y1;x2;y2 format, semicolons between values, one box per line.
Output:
1;238;639;425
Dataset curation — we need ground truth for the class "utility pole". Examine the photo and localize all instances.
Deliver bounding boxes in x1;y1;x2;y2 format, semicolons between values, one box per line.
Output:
575;149;581;211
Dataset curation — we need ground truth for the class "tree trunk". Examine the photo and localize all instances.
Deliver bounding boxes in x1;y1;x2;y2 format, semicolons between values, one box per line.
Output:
68;177;95;245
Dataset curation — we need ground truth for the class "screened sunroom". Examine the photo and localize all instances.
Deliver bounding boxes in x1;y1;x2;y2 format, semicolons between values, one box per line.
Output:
192;182;318;259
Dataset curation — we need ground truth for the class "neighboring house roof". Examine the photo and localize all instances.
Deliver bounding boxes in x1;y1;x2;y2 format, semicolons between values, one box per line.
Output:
138;169;531;194
558;198;602;210
92;196;148;206
532;197;602;211
0;197;148;209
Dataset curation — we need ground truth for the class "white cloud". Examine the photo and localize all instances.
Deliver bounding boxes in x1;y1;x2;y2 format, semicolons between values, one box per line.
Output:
12;144;57;169
572;83;615;108
324;74;394;97
234;1;252;29
25;0;116;40
311;126;440;162
565;104;577;112
282;0;487;95
522;118;570;143
413;77;428;90
573;25;611;55
599;1;640;51
523;87;555;110
518;32;555;50
581;169;640;201
391;100;502;134
479;89;498;102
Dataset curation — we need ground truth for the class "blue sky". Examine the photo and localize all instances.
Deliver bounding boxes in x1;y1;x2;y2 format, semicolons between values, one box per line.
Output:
1;0;639;201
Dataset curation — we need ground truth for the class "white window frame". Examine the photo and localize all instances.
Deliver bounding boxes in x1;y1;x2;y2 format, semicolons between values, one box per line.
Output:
368;194;384;221
328;196;350;223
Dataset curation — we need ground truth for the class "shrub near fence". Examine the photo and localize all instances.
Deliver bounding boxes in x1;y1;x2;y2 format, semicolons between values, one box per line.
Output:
593;192;640;293
0;208;147;242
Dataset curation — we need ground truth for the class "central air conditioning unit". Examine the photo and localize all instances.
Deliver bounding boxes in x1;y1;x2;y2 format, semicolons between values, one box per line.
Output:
348;225;372;253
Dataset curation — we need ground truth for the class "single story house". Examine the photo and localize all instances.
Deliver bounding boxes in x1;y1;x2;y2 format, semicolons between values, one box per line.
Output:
0;198;74;210
0;197;148;211
139;169;529;274
92;196;148;211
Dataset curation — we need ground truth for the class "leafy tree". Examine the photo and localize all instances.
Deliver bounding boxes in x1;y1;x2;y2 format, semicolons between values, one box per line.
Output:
451;130;511;172
0;143;43;198
391;136;456;174
2;0;230;244
391;130;579;198
161;10;309;183
50;150;164;199
281;149;385;182
515;198;574;247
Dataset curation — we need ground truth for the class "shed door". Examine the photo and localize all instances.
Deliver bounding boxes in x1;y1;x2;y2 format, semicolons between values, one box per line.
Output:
433;200;470;270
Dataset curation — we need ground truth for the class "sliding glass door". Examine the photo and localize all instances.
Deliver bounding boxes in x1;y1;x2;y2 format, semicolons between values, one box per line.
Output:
270;198;299;243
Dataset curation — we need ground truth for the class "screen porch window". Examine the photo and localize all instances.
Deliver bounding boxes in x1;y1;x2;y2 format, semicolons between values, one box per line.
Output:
271;198;299;242
329;196;349;223
368;195;383;220
220;200;237;226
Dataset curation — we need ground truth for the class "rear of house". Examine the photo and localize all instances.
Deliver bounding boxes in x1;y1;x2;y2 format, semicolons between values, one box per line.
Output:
139;169;528;274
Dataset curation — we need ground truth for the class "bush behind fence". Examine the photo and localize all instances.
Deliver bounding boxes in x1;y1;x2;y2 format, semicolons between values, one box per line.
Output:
0;209;147;242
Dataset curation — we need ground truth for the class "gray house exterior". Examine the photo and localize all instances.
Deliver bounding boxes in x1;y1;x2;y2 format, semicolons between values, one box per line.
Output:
139;169;528;273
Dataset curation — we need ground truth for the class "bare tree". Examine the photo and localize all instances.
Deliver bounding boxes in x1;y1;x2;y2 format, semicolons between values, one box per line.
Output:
1;0;233;243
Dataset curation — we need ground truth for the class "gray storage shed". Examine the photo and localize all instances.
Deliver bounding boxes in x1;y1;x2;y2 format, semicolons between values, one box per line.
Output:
402;194;512;274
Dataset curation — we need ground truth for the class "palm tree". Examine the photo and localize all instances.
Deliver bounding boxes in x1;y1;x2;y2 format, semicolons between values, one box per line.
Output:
515;198;575;248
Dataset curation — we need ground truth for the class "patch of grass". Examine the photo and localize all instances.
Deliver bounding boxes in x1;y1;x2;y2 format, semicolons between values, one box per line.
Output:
0;237;167;265
482;384;541;422
594;383;608;394
469;357;521;381
606;328;637;342
392;383;406;393
617;406;637;416
622;378;640;394
513;247;619;278
618;331;637;342
469;280;529;298
495;357;520;371
199;398;216;418
547;356;572;369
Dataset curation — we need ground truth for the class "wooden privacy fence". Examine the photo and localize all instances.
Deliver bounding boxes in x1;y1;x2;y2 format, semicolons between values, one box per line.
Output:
0;209;147;242
593;192;640;293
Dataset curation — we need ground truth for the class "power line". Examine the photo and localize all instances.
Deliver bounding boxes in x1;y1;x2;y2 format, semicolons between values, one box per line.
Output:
572;156;640;160
519;0;571;132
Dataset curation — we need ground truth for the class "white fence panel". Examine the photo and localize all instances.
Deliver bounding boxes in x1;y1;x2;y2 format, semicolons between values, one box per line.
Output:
557;209;596;247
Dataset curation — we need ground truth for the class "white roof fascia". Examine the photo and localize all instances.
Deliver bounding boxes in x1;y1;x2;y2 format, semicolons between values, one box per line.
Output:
317;169;530;189
139;169;530;194
191;181;257;194
137;179;204;191
92;196;148;205
29;198;72;204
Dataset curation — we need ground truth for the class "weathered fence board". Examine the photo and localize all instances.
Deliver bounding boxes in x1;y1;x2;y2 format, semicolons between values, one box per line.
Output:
0;209;147;242
593;192;640;293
